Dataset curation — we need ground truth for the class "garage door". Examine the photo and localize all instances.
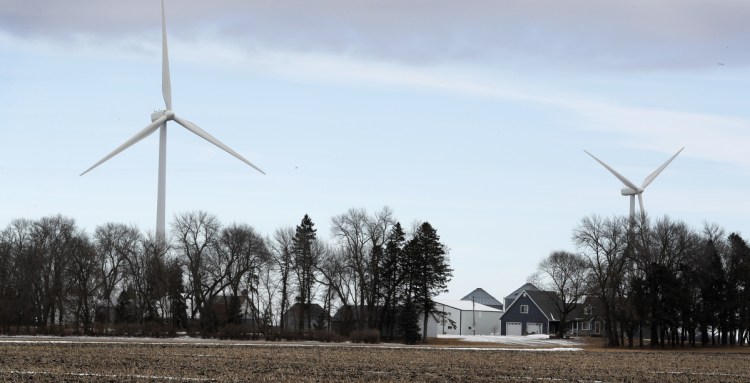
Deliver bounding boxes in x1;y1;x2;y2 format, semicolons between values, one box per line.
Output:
506;322;522;336
527;323;543;334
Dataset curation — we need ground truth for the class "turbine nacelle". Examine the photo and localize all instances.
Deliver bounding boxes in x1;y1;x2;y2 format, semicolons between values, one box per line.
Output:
620;187;641;196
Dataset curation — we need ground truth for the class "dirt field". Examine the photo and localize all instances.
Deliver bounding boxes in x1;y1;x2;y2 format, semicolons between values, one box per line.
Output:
1;338;749;382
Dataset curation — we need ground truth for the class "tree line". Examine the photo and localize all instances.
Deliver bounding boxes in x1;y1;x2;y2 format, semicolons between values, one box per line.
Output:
534;214;750;348
0;207;451;343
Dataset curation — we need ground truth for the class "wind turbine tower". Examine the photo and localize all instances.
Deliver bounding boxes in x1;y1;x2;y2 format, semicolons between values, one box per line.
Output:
584;148;683;220
81;0;265;239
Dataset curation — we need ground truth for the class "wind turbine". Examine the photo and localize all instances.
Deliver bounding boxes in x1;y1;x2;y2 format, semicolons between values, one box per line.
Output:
584;148;684;220
81;0;265;240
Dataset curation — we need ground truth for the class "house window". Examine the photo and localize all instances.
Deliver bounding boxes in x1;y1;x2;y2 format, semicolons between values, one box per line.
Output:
520;305;529;314
594;321;601;334
581;321;591;331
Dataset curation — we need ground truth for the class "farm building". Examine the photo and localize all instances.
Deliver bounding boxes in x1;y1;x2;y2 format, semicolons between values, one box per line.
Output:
210;295;256;326
500;288;559;336
461;288;504;311
432;298;503;335
283;303;327;331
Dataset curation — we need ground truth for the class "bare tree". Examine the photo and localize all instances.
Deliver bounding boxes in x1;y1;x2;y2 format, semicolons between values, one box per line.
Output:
256;252;279;331
330;207;394;330
93;223;140;326
531;250;589;338
330;208;369;329
316;246;357;333
172;211;223;332
32;215;78;332
67;233;100;334
0;219;36;331
215;223;269;326
270;227;295;331
573;215;629;347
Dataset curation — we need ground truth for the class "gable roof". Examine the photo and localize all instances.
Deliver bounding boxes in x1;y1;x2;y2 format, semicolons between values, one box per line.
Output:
434;298;502;312
284;303;326;318
569;296;603;320
501;288;559;321
461;288;503;309
503;282;540;302
525;290;560;321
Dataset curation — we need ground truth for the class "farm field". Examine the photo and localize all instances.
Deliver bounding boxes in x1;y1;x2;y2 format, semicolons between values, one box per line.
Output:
0;337;749;382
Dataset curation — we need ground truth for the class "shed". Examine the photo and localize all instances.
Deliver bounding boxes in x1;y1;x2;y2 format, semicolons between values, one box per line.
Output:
433;298;503;336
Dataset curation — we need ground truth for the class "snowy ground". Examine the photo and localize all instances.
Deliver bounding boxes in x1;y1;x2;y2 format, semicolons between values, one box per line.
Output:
0;334;583;351
438;333;584;349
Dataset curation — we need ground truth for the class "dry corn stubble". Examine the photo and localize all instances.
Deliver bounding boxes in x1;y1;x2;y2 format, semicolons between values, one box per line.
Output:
0;341;749;382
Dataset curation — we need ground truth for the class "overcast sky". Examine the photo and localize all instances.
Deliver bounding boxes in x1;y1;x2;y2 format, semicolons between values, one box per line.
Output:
2;0;750;301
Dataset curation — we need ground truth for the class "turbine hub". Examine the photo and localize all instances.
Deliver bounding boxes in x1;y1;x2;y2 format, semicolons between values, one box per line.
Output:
621;187;639;196
150;109;175;122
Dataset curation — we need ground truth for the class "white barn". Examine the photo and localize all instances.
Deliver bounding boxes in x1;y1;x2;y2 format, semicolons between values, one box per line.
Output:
431;298;503;336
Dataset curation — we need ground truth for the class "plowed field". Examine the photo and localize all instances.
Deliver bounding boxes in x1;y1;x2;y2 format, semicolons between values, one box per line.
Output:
1;338;748;382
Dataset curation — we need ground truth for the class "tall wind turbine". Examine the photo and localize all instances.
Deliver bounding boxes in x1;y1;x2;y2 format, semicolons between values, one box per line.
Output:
81;0;265;239
584;148;683;220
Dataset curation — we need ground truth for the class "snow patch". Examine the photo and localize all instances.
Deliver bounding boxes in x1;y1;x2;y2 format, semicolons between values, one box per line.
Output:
438;334;584;347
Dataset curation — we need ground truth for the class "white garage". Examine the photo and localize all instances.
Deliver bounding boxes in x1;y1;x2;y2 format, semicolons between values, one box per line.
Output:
526;323;543;334
506;322;522;336
432;299;503;335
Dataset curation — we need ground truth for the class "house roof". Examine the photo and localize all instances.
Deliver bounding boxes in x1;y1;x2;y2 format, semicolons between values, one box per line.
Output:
285;302;326;317
434;298;502;312
500;287;559;321
525;290;560;321
569;296;603;320
461;288;503;309
503;282;540;302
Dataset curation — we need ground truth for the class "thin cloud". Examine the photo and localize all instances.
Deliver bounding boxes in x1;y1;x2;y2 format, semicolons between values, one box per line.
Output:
1;0;749;71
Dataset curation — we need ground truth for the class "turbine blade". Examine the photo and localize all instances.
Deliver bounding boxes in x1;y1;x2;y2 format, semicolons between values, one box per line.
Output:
638;193;645;218
641;147;684;189
584;150;639;191
161;0;172;110
172;115;266;175
80;116;168;176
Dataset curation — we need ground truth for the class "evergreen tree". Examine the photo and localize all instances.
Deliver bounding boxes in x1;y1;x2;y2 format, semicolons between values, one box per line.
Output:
166;259;188;330
398;298;421;344
115;289;134;324
379;222;406;338
404;222;452;342
293;214;317;331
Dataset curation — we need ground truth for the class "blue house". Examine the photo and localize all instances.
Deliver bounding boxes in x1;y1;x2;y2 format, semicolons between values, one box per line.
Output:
500;286;559;336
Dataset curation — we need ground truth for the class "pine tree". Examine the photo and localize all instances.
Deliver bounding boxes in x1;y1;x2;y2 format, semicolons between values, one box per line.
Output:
166;259;188;330
379;222;406;338
398;298;421;344
293;214;317;331
115;289;134;324
404;222;452;342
